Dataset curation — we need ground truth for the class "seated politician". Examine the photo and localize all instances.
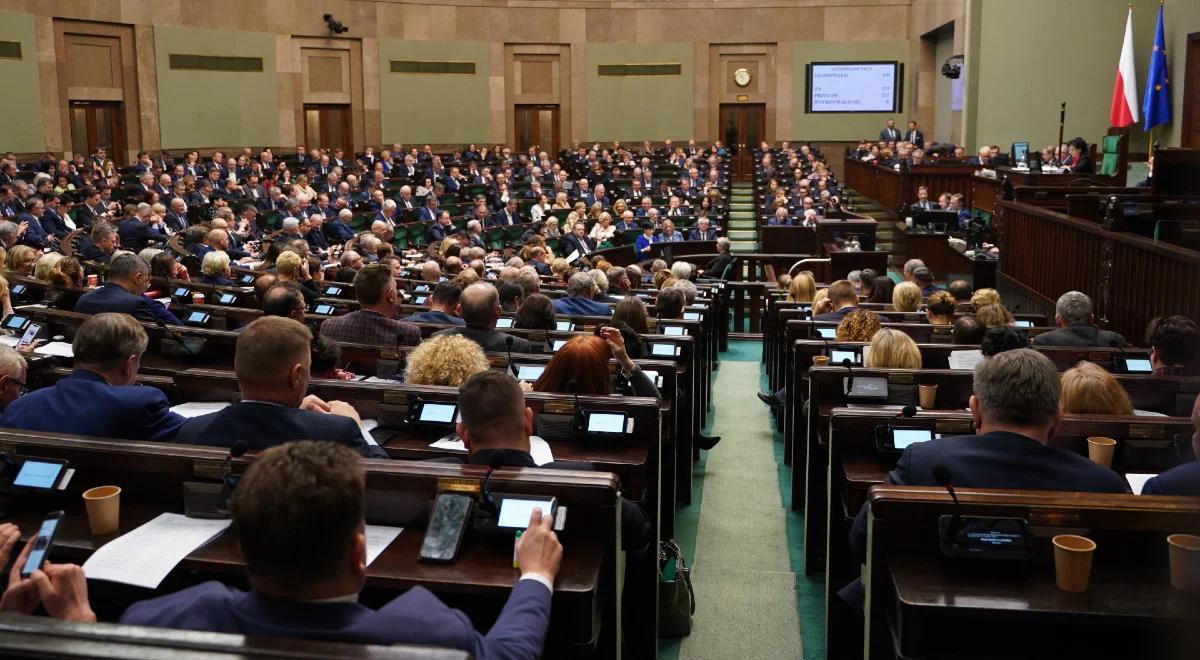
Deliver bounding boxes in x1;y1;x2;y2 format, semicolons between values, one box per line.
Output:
1141;395;1200;495
1031;291;1125;348
1144;315;1199;377
401;281;465;325
0;313;184;441
74;253;182;325
432;282;535;353
319;264;421;348
551;272;611;317
0;347;26;413
812;280;859;322
173;316;386;458
0;440;562;658
848;349;1129;563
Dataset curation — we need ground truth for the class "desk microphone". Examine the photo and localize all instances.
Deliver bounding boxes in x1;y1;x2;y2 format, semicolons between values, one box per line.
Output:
505;335;518;377
479;453;504;516
155;318;202;356
842;358;855;393
809;317;831;356
220;440;248;488
894;405;918;420
932;463;962;543
567;379;584;432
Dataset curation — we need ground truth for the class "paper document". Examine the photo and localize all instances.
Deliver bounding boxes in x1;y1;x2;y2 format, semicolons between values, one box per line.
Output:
33;342;74;358
565;250;580;263
429;435;467;452
948;350;984;371
82;513;231;589
360;419;380;447
360;376;399;384
170;402;231;418
1126;473;1157;495
364;525;403;565
529;435;555;466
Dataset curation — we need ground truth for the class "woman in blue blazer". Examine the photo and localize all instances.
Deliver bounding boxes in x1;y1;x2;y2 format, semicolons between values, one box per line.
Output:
634;221;659;255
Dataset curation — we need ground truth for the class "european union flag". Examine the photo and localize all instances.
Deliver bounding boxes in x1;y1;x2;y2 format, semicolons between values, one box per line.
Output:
1142;3;1171;131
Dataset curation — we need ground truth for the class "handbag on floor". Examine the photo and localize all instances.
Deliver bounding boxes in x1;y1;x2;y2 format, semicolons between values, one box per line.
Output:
658;539;695;637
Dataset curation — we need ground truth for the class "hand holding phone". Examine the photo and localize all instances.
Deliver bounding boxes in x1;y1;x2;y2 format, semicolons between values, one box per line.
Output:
21;512;63;578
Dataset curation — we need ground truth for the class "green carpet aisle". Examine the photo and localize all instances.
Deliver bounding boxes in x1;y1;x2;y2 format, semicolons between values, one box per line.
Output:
658;340;823;660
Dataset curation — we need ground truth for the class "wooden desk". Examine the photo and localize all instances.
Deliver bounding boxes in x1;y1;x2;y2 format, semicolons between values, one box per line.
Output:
822;245;889;282
759;219;878;256
842;159;980;215
895;224;998;288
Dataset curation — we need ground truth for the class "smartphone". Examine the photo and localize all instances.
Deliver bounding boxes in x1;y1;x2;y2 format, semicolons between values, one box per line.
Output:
17;322;40;350
21;511;64;578
419;493;473;563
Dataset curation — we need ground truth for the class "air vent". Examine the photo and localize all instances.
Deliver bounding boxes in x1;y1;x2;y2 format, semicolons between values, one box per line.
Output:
169;54;263;72
0;41;21;59
597;64;681;76
390;60;476;75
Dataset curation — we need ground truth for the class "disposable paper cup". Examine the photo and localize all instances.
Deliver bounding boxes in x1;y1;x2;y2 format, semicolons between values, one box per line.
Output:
1168;534;1200;591
1053;534;1096;592
812;355;830;367
918;384;938;409
83;485;121;535
1086;436;1117;469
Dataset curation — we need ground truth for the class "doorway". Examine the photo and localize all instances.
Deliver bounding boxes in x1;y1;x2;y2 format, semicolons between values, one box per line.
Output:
515;105;560;155
304;104;353;155
719;103;765;181
1182;33;1200;148
69;101;125;167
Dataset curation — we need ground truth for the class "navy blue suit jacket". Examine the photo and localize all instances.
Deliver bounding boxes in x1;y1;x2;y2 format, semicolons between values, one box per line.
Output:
849;431;1128;561
40;210;71;238
120;579;550;659
813;306;856;323
402;310;465;326
74;283;182;325
173;402;387;459
16;212;48;248
552;296;611;317
117;218;165;250
1142;460;1200;496
0;369;184;441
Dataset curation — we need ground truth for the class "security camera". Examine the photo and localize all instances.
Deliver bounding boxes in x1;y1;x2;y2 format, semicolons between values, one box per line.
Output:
941;55;964;80
323;14;349;35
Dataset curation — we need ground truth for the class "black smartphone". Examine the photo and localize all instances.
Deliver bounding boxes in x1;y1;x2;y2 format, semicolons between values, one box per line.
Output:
419;493;473;563
22;511;64;578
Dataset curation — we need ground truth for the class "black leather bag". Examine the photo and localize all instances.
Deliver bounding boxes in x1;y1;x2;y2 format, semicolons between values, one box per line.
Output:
658;539;695;637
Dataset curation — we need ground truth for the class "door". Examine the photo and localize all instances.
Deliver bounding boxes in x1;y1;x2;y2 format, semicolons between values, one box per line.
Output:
1182;33;1200;148
719;103;765;181
69;101;125;167
515;105;560;155
304;104;352;156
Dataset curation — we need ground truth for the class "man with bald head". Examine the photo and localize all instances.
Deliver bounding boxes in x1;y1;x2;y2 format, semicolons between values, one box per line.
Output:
432;282;534;353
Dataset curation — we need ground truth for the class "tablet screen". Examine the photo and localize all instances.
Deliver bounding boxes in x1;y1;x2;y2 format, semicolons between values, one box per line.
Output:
662;326;686;336
683;312;701;321
12;460;64;489
650;343;676;357
892;428;934;450
516;365;544;381
587;412;626;433
1123;358;1152;373
830;349;860;365
419;403;457;423
495;317;514;328
816;327;836;339
497;497;555;529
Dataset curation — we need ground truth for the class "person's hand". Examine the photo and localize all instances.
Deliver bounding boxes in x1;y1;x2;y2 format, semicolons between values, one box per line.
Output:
814;298;834;316
599;326;634;371
516;508;561;584
328;400;362;424
1;535;41;615
517;380;533;392
0;524;20;570
28;563;95;622
16;221;27;236
300;394;331;412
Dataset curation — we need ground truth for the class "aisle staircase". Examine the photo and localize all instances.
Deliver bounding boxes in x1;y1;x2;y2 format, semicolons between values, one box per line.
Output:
728;183;758;253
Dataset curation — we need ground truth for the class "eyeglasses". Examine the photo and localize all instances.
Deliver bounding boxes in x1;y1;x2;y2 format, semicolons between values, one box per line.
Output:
8;379;27;396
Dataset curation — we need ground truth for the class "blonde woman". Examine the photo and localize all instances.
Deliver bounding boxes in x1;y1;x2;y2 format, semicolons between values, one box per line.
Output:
589;212;616;245
970;287;1001;307
865;328;922;369
976;303;1015;327
5;246;38;276
404;334;489;387
892;281;922;313
552;192;571;210
544;216;562;239
587;202;604;223
32;252;64;282
787;272;816;303
1059;362;1133;416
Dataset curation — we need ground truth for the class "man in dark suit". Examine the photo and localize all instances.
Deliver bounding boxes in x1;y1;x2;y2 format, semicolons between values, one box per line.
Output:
114;439;561;657
173;317;386;458
117;205;167;251
701;237;736;279
879;118;901;142
688;217;718;241
910;185;935;211
813;280;858;322
489;199;521;227
16;198;51;248
432;282;534;353
0;313;185;441
402;281;466;326
1142;395;1200;495
74;253;181;325
425;211;455;244
75;222;119;264
1031;291;1126;347
552;272;612;317
905;120;925;149
560;221;595;261
845;349;1129;593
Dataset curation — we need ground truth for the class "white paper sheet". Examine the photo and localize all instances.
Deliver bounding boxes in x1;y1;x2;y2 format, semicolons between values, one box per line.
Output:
0;335;18;347
565;250;580;263
1126;473;1158;495
33;342;74;358
82;513;231;589
360;376;399;384
948;349;984;371
529;436;555;466
169;402;231;418
429;434;467;451
364;525;403;565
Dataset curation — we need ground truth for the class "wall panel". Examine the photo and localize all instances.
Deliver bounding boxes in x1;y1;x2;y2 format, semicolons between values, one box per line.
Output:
585;42;693;141
0;10;44;153
378;39;490;144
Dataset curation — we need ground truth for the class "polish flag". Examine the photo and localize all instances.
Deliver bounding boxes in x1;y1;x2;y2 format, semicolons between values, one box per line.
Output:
1110;7;1139;127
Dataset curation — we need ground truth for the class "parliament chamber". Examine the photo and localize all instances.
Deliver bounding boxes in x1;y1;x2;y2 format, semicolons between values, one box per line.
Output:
0;0;1198;659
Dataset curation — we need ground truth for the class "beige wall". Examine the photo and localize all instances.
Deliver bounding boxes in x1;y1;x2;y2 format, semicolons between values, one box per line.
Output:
969;0;1198;154
378;39;491;144
0;10;44;153
154;26;278;150
585;42;694;141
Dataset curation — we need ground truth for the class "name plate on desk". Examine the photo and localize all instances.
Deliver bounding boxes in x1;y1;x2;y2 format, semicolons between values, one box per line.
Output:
936;419;974;434
1128;425;1165;439
437;477;481;496
887;372;915;385
543;401;575;415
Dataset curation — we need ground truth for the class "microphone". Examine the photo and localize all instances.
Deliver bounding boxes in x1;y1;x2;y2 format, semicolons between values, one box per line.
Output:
155;318;201;356
506;335;518;377
932;463;962;543
895;405;917;420
842;357;854;393
566;379;584;432
220;440;249;488
479;453;504;516
809;317;830;356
